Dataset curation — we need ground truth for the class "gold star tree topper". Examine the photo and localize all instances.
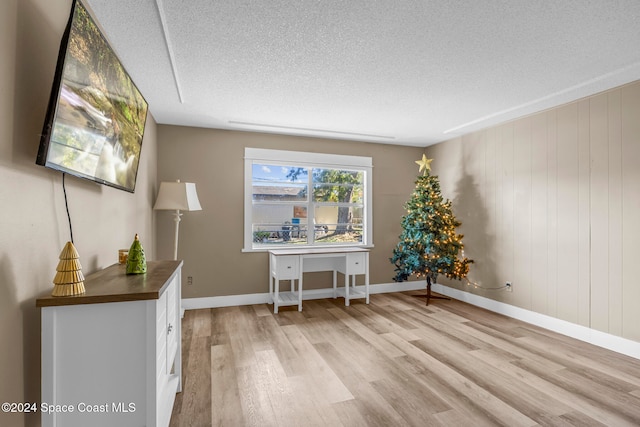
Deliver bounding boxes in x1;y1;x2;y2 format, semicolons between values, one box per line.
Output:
415;154;433;175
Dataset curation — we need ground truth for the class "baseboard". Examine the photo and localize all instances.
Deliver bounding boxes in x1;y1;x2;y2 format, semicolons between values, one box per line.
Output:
432;283;640;360
181;280;427;310
181;280;640;360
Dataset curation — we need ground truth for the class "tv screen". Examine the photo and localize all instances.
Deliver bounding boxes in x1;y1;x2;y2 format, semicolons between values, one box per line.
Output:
36;0;148;193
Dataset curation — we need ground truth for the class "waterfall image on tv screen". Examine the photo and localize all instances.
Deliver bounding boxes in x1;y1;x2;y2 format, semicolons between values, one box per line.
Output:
37;0;148;193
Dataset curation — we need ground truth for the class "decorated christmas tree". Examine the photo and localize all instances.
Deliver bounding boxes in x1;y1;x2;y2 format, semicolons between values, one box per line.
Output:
390;155;473;304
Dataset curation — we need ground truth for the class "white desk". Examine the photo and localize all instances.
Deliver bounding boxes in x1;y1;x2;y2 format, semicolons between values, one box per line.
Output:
268;247;370;313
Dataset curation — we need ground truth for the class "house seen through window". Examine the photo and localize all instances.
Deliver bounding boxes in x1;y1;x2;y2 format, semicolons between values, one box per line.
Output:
244;148;372;250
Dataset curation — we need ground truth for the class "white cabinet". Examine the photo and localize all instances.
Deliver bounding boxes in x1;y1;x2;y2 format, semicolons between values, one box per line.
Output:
37;261;183;427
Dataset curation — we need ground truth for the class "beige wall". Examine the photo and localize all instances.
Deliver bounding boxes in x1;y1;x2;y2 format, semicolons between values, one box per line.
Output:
428;80;640;343
0;1;158;426
157;126;424;298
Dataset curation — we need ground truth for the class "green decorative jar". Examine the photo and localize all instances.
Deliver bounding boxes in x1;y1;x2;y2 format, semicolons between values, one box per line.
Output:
126;234;147;274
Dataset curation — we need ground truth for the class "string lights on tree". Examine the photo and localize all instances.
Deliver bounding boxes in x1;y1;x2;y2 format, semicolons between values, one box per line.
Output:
390;155;473;304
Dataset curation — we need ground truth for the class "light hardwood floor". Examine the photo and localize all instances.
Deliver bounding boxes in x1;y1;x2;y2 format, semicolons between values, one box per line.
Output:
170;291;640;426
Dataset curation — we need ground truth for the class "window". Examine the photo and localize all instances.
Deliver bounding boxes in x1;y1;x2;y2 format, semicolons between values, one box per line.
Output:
244;148;372;251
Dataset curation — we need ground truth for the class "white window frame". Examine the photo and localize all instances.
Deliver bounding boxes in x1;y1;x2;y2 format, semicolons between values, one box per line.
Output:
243;147;373;252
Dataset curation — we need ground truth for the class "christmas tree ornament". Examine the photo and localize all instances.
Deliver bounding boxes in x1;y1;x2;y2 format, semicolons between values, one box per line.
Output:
126;234;147;274
415;154;433;175
390;157;473;305
52;241;85;296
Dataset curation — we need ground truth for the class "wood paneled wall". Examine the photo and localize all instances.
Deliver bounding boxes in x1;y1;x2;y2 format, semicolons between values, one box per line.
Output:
427;80;640;342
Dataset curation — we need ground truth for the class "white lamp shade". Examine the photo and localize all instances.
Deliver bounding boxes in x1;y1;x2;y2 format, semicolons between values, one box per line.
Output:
154;181;202;211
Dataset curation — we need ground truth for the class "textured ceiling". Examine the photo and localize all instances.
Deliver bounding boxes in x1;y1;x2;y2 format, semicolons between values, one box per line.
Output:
84;0;640;147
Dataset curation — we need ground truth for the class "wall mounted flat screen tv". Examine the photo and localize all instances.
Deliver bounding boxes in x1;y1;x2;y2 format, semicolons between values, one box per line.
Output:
36;0;148;193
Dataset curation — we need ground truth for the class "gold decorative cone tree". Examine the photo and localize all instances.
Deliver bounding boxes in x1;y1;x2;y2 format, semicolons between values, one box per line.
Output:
126;234;147;274
52;241;85;296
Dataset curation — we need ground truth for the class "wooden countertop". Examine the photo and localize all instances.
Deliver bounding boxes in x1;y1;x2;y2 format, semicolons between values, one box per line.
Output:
36;260;183;307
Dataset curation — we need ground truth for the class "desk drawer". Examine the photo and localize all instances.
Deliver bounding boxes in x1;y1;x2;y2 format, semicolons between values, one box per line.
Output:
346;252;366;275
276;256;299;280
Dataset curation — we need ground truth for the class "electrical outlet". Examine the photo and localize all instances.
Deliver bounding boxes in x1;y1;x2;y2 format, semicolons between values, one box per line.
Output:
505;282;512;292
187;276;193;286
